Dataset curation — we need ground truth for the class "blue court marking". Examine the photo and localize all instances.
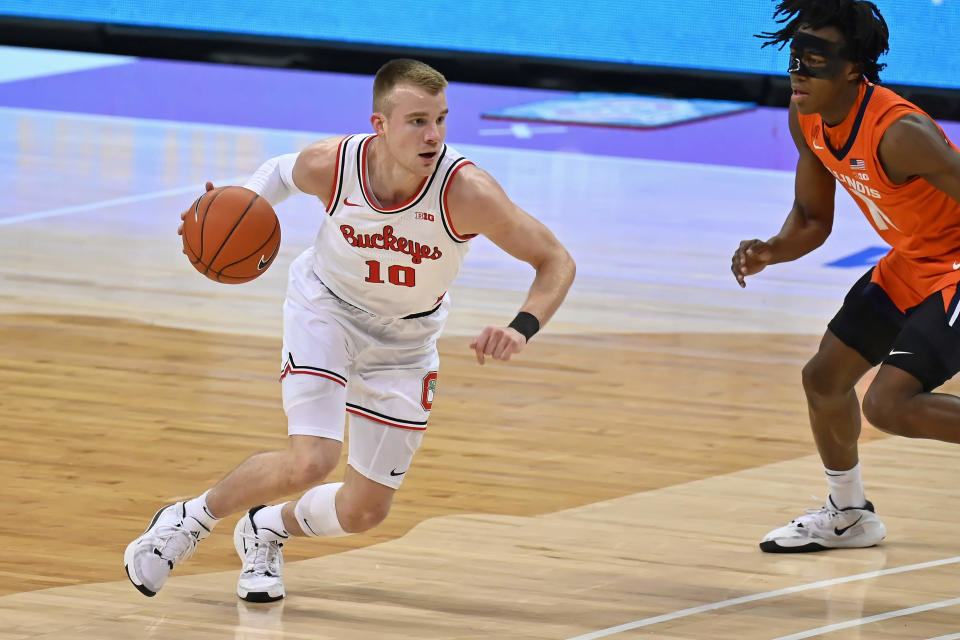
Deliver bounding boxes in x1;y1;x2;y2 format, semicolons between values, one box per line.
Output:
826;247;889;268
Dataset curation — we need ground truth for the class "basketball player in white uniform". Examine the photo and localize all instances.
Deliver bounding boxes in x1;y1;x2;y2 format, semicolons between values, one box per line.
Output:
124;59;576;602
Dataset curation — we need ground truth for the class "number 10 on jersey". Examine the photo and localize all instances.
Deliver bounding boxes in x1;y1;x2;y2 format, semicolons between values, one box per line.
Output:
364;260;415;287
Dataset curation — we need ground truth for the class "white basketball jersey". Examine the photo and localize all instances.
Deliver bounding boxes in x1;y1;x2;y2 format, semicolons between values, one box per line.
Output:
312;134;474;318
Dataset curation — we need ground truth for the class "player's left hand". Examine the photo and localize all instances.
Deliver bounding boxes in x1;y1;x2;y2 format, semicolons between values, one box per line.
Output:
469;326;527;365
178;181;216;236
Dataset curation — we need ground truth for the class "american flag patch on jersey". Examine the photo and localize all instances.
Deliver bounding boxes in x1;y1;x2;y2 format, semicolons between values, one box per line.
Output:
850;158;866;170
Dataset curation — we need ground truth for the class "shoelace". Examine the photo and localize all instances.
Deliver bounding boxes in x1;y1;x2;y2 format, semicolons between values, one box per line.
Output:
239;529;283;577
151;524;198;566
795;505;842;527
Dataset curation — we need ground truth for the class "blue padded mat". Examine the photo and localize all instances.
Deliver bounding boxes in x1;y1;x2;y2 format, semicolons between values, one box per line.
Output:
483;92;756;129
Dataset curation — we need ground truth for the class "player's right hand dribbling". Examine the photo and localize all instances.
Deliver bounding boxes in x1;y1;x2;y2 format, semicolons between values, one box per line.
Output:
731;239;774;288
178;181;216;236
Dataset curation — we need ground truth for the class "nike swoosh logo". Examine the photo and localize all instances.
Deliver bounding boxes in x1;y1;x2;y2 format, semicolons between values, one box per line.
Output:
953;261;960;270
888;350;913;356
257;255;270;270
834;515;862;536
813;141;824;149
343;198;362;207
389;469;406;477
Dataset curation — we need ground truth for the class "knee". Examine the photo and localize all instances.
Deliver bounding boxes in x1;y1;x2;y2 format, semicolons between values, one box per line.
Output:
861;387;910;436
802;356;848;400
286;452;337;491
337;500;391;533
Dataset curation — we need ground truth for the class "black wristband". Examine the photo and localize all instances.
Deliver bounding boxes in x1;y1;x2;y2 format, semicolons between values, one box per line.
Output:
508;311;540;342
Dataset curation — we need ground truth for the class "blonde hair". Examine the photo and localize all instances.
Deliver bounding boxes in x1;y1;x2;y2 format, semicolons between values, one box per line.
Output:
372;59;448;114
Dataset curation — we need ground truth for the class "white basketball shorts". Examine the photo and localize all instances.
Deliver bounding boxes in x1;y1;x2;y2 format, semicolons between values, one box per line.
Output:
280;248;447;487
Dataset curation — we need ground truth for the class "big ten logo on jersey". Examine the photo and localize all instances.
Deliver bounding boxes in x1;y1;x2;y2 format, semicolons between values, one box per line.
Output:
414;211;435;222
849;157;870;182
421;372;438;410
829;168;881;199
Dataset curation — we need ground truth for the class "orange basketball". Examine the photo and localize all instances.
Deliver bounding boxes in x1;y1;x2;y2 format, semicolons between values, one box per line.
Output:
181;186;281;284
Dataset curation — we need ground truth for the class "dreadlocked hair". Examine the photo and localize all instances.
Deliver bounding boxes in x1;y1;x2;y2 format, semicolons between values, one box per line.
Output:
758;0;889;83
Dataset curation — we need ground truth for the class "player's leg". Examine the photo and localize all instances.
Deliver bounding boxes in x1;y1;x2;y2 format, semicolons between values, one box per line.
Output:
326;307;441;534
308;311;439;531
802;330;874;471
125;249;350;597
862;284;960;441
232;307;441;601
279;416;422;536
125;437;340;597
232;413;425;602
229;253;359;602
760;269;901;552
206;325;349;518
231;405;347;603
207;435;341;517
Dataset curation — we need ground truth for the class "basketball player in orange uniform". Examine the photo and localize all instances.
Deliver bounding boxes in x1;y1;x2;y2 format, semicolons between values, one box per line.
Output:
733;0;960;552
124;59;575;600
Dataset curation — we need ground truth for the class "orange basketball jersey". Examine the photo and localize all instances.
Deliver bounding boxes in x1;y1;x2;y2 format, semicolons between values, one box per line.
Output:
798;81;960;310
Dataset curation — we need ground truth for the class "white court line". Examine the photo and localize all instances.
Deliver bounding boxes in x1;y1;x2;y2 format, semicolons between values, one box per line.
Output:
0;178;246;226
771;597;960;640
928;633;960;640
564;556;960;640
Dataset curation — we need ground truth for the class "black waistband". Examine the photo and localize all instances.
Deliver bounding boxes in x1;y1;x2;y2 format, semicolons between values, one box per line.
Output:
317;276;441;320
402;303;442;319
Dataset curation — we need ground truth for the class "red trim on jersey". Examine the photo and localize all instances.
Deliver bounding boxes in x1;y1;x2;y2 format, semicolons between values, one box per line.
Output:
279;364;347;387
346;407;427;430
359;135;428;212
442;160;477;241
325;136;348;213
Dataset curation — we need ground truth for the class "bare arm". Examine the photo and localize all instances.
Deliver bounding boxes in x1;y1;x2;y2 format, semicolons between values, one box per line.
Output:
732;102;837;286
446;165;576;363
289;136;346;207
178;136;345;235
878;113;960;201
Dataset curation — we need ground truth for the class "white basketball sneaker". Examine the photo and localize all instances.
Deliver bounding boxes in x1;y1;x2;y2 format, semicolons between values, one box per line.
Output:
234;506;288;602
124;503;201;596
760;496;886;553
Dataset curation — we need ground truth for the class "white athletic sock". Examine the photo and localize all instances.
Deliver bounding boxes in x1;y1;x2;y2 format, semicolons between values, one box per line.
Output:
825;462;867;509
183;490;220;539
251;503;290;542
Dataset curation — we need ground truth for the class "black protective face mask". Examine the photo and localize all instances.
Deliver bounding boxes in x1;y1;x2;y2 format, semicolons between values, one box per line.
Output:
788;32;850;79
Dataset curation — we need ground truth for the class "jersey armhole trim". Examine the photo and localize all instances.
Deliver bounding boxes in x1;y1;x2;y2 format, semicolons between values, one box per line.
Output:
326;135;353;215
439;159;477;243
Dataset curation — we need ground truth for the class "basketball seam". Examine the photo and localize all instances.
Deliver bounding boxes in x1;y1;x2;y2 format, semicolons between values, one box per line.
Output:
182;195;204;263
198;187;226;275
205;192;260;280
215;218;280;277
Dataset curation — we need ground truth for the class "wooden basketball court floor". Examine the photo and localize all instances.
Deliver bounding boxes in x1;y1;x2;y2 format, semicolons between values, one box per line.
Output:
2;69;960;638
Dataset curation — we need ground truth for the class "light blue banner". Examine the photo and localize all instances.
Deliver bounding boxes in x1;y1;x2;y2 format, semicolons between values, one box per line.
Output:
1;1;956;89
